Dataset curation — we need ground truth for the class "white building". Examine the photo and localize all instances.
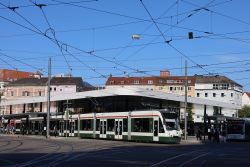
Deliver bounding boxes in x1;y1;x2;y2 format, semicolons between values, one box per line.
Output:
105;74;242;123
2;77;93;115
194;75;243;122
242;92;250;107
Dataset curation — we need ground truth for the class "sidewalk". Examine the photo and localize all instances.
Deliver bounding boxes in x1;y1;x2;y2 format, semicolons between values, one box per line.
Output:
180;136;204;145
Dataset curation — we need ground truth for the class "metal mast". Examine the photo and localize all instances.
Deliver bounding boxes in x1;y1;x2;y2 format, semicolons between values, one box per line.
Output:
46;57;51;138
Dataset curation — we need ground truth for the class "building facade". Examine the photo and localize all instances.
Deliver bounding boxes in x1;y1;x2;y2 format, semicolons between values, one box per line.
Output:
194;75;243;122
0;69;39;98
242;92;250;107
106;71;196;97
105;72;242;123
2;77;94;115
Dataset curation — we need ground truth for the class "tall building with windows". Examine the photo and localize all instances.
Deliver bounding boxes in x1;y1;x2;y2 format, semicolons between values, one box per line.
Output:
105;72;243;123
193;75;242;122
106;70;196;97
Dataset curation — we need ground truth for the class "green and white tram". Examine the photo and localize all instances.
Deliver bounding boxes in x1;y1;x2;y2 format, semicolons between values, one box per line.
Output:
79;109;181;143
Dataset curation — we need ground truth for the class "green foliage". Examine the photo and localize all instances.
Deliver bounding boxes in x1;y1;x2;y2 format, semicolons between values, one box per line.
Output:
239;105;250;118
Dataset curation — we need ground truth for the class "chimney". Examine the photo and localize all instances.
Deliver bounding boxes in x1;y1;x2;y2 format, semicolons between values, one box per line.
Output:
160;70;170;77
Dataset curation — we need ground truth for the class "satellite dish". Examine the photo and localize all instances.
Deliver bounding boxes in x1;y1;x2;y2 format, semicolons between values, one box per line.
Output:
132;34;140;40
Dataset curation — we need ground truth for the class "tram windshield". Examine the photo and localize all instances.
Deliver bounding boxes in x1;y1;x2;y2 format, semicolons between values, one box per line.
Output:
161;112;179;130
227;121;244;134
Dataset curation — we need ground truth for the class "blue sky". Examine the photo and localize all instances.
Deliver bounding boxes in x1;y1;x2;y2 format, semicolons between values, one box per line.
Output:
1;0;250;91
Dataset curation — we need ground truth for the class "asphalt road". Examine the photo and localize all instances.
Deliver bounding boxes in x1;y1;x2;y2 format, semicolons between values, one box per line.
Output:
0;135;250;167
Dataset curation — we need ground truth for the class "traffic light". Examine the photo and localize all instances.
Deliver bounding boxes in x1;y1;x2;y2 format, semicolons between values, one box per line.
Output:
188;32;193;39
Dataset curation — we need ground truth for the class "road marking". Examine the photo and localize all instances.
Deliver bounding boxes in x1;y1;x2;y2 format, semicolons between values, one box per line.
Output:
150;150;203;167
177;152;210;167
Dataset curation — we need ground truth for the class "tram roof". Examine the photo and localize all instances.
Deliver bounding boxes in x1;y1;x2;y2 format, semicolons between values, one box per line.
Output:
0;87;240;109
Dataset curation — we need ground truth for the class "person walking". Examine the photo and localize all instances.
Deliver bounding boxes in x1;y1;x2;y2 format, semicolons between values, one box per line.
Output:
196;128;202;140
214;129;220;143
54;125;57;137
208;128;212;142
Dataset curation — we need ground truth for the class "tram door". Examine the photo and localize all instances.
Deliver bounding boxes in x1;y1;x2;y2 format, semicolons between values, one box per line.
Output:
31;122;35;134
69;120;75;137
59;121;64;136
100;119;107;138
115;119;123;139
153;118;159;142
38;122;43;134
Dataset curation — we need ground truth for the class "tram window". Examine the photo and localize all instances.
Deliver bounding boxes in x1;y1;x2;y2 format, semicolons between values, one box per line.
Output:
75;120;78;129
133;118;150;132
159;120;164;133
107;119;115;131
96;119;100;131
123;119;128;132
227;124;243;134
35;122;38;130
246;124;250;137
82;119;93;131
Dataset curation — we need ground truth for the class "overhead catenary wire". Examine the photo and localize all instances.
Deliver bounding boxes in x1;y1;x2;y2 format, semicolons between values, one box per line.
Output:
0;10;147;78
0;2;109;78
29;0;72;73
181;0;250;26
1;0;249;90
0;51;47;74
0;1;166;79
0;0;98;10
139;0;213;74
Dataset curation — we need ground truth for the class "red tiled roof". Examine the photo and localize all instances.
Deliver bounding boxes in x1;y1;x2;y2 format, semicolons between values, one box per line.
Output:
0;69;35;82
106;76;195;86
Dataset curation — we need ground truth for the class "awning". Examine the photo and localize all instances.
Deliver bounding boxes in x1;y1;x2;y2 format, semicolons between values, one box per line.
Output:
0;112;48;119
207;115;240;121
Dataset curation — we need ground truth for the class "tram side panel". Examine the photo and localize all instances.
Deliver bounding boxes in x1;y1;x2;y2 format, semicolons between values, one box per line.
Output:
78;111;181;144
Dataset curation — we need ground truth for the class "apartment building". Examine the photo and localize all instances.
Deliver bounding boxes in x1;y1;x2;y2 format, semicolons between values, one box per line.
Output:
193;75;243;122
105;71;242;123
3;77;94;115
106;70;196;97
0;69;39;97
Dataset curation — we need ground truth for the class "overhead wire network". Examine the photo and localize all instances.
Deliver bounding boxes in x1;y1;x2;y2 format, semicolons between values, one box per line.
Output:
0;1;141;79
0;0;250;88
0;1;167;83
139;0;214;75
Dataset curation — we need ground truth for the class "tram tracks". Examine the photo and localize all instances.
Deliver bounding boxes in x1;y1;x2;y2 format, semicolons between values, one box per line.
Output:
12;140;69;167
38;140;137;167
0;140;23;153
150;149;211;167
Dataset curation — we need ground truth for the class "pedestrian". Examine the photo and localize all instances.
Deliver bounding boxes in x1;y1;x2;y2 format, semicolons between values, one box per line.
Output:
54;125;57;137
196;128;201;140
222;130;226;143
22;124;25;135
214;129;220;143
208;128;212;142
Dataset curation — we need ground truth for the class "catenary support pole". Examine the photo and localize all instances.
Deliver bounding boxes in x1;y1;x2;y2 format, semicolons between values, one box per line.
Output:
184;60;188;140
46;57;51;138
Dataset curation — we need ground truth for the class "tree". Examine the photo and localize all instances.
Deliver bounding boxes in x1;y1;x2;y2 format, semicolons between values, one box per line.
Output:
238;105;250;118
